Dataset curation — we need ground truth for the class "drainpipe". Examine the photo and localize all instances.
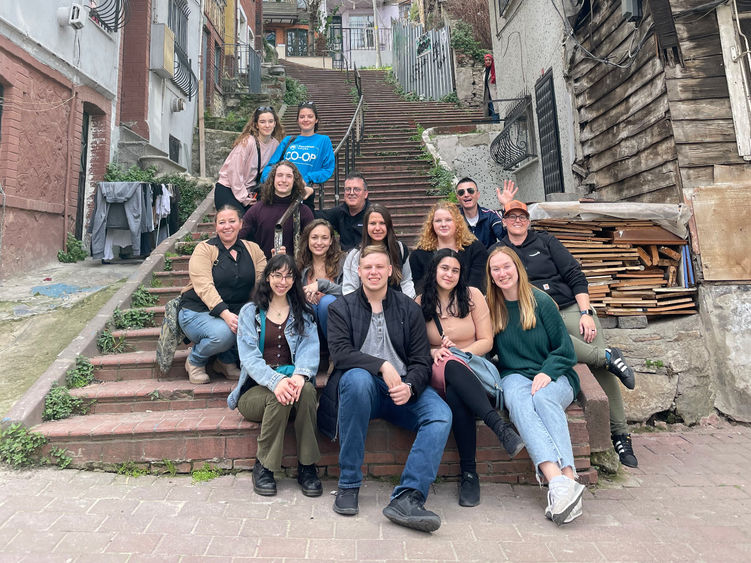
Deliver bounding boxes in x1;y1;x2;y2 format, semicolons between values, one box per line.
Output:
63;86;78;251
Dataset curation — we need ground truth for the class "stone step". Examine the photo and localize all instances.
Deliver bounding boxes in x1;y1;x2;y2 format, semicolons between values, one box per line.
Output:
89;349;190;381
146;286;181;306
153;270;189;286
118;305;165;325
110;326;185;353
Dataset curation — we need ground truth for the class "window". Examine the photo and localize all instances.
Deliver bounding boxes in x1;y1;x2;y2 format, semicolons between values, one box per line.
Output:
490;93;536;170
535;70;564;196
349;15;374;50
168;0;190;51
214;42;222;86
169;135;181;163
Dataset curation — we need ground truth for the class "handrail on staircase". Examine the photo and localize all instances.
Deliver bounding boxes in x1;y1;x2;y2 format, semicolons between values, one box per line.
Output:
320;63;364;209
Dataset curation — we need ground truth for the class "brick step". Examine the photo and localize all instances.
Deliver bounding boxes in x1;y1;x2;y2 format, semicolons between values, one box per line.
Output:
110;326;185;353
34;404;594;483
117;305;165;325
90;349;190;381
146;286;181;305
153;270;189;285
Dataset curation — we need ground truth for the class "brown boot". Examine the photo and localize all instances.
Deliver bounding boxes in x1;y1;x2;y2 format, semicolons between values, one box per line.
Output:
185;356;209;384
213;359;241;380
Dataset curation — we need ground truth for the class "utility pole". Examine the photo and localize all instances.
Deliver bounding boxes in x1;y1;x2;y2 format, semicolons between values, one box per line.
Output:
371;0;382;68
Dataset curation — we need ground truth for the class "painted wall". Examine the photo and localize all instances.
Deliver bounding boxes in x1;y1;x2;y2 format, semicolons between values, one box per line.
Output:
488;0;578;204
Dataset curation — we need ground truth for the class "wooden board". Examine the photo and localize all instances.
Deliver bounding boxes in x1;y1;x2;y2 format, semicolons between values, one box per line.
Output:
691;185;751;280
610;226;687;245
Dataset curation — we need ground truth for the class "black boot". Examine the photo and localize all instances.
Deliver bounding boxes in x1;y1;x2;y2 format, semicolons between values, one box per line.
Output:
382;489;441;532
252;460;277;496
297;463;322;497
458;471;480;507
492;420;525;458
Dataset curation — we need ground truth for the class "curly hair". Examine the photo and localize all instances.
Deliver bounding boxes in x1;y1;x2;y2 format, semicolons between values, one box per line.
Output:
486;246;537;333
233;106;285;148
415;201;476;251
420;248;472;322
361;204;403;286
252;254;312;335
296;219;345;281
258;160;306;205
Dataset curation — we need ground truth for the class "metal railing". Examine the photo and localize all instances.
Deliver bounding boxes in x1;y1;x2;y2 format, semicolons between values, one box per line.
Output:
223;43;262;94
173;41;198;100
319;64;364;209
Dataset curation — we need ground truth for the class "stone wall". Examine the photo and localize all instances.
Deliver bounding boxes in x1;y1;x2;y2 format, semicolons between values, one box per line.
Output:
602;314;715;425
454;59;485;108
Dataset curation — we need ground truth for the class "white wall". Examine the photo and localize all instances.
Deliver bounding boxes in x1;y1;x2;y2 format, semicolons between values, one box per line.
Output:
488;0;579;203
147;0;202;170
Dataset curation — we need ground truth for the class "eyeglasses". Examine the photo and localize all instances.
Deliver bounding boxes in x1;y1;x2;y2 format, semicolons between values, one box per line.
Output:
256;106;274;112
344;187;363;194
505;214;529;223
456;188;476;197
269;272;294;281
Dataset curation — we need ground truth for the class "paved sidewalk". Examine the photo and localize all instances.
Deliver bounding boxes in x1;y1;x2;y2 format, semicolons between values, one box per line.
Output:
0;421;749;562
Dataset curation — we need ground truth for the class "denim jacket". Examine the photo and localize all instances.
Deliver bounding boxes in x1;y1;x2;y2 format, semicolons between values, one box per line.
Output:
227;301;320;410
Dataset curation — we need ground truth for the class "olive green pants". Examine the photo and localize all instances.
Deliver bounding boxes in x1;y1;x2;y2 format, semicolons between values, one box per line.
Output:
237;381;321;472
559;303;628;436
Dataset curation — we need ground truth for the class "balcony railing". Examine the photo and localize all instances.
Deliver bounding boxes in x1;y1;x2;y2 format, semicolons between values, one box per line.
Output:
89;0;130;32
173;42;198;100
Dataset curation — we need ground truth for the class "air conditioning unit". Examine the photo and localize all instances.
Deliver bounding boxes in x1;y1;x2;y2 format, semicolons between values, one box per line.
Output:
150;24;175;79
57;3;87;30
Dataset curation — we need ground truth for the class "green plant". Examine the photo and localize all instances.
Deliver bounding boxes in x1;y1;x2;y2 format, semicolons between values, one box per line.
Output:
428;164;455;197
409;124;426;142
284;77;309;107
117;461;148;477
96;329;129;354
450;21;488;64
148;390;161;401
178;241;198;256
65;356;95;388
113;308;155;330
163;459;177;477
131;285;158;308
192;462;222;483
42;385;89;421
104;164;158;183
57;233;88;263
645;359;665;368
49;447;72;469
440;91;460;105
150;274;163;288
374;151;399;157
159;174;212;226
349;86;360;104
0;423;48;467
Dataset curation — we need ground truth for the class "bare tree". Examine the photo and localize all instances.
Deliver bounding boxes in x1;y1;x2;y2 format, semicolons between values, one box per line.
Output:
444;0;492;49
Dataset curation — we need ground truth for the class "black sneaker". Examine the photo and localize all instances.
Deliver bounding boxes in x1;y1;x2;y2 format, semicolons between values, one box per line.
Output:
458;471;480;507
333;487;359;516
382;489;441;532
252;460;277;496
297;463;322;497
612;434;638;468
605;348;635;389
493;420;525;458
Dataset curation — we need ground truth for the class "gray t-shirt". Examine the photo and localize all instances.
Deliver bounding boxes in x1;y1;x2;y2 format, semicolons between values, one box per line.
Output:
360;311;407;377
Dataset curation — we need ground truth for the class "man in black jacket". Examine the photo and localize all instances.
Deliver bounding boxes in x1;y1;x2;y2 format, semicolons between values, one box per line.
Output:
315;172;370;251
319;245;451;532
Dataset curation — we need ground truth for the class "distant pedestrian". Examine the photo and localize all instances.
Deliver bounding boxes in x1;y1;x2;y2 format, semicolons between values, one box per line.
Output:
484;53;499;122
228;254;322;498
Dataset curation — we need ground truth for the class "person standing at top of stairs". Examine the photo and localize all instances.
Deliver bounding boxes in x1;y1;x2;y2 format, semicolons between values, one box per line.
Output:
261;102;335;211
214;107;285;213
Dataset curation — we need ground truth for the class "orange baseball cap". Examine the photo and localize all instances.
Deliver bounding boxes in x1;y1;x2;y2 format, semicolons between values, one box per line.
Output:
504;200;528;214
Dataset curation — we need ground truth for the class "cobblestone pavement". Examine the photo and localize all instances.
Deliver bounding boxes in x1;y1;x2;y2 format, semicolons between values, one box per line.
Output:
0;421;749;562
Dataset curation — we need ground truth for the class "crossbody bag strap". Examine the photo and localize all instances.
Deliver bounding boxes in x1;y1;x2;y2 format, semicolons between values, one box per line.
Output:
254;138;263;184
432;312;444;338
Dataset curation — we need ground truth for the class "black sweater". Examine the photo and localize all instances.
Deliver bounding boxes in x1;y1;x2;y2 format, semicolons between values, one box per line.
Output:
501;230;589;308
315;200;370;251
410;239;489;295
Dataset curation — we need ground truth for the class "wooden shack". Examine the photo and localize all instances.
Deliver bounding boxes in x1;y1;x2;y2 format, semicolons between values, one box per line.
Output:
570;0;751;203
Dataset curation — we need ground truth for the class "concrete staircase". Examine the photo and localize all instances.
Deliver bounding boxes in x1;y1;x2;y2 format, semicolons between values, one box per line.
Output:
30;64;603;484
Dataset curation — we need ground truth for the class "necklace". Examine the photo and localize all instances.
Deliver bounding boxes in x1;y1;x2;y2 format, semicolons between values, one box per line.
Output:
268;304;289;322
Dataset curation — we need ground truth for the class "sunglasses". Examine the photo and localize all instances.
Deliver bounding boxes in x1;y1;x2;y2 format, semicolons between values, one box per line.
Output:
257;106;274;112
298;101;316;108
456;187;476;196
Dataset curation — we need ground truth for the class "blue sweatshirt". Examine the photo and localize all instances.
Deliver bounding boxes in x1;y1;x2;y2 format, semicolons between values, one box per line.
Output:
261;133;335;185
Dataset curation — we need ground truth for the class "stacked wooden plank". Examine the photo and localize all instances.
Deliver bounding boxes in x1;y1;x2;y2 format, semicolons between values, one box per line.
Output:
532;219;697;317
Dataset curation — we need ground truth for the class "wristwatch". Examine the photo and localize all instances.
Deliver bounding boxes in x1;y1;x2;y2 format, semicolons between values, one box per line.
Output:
405;382;414;396
580;308;593;316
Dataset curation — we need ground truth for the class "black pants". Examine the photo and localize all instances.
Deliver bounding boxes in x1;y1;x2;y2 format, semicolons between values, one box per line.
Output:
444;360;502;474
214;183;250;214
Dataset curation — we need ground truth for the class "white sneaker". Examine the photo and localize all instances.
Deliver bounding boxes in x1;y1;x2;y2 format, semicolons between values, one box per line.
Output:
544;479;585;526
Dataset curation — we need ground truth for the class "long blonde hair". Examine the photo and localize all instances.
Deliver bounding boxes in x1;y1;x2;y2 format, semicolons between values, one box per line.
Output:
415;201;476;251
486;246;537;332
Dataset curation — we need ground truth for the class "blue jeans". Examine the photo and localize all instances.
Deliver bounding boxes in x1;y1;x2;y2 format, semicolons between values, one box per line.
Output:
178;308;238;367
502;372;576;477
337;368;452;500
312;294;336;340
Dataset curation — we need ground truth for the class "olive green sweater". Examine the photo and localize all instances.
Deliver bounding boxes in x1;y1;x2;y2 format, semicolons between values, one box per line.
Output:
493;287;580;397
